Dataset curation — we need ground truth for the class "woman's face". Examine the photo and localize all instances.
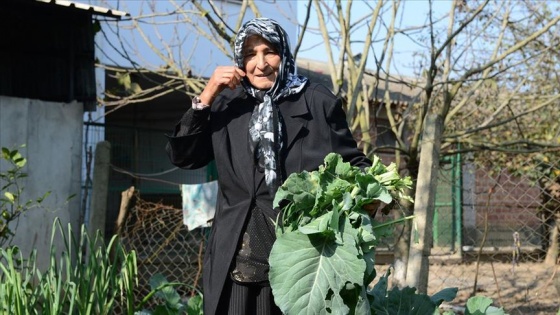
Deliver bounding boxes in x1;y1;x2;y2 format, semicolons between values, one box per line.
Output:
242;35;281;90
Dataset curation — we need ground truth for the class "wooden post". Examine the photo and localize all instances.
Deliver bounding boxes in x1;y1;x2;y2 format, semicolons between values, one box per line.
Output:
88;141;111;239
115;186;135;236
406;114;443;293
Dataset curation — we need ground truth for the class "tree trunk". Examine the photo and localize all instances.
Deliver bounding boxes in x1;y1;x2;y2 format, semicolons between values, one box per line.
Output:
392;213;412;288
406;114;442;293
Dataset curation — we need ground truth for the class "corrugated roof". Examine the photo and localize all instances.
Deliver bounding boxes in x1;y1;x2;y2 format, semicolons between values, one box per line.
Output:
296;57;421;105
35;0;129;18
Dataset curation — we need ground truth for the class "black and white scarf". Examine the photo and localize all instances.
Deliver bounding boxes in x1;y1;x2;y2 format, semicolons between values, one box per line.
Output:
234;18;308;196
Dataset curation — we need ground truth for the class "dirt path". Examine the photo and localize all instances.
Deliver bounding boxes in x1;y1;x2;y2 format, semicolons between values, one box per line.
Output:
376;262;559;314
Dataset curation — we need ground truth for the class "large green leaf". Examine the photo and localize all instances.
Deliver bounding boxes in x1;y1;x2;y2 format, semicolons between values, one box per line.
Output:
312;176;352;215
465;296;508;315
269;217;366;315
273;171;319;209
368;269;456;315
370;286;437;315
186;294;203;315
430;287;459;306
354;173;392;205
149;274;183;310
298;210;335;236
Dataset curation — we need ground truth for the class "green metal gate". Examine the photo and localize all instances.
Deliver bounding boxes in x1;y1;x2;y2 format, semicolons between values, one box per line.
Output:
433;153;462;252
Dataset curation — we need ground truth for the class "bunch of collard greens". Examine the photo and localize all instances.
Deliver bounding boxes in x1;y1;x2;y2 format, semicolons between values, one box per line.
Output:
269;153;458;315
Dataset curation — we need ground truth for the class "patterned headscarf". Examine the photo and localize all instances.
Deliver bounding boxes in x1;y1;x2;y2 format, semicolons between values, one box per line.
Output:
234;17;308;196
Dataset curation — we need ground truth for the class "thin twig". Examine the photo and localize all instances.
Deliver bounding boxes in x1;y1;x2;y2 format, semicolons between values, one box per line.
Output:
490;261;505;307
472;172;502;296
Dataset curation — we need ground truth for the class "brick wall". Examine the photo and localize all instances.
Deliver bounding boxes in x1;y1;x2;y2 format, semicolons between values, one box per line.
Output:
470;168;543;247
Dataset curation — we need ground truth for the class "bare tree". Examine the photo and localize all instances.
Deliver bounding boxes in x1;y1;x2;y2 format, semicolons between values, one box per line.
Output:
95;0;270;114
300;0;559;288
392;0;559;287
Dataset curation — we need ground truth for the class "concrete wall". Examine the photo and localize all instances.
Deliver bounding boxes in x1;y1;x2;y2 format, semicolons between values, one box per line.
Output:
0;96;83;269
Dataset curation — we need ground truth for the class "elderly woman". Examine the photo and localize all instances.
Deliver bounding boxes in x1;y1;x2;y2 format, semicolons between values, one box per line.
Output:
166;17;371;315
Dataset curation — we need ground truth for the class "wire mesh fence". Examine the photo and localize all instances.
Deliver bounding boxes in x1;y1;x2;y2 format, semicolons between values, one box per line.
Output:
423;154;560;314
115;189;209;311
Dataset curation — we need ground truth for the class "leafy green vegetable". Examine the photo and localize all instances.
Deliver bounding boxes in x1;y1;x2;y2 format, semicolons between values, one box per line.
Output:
270;152;424;314
369;269;457;315
273;153;411;233
465;296;508;315
269;215;366;315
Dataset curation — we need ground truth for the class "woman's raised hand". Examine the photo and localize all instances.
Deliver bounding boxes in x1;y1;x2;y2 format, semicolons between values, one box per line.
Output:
199;66;246;105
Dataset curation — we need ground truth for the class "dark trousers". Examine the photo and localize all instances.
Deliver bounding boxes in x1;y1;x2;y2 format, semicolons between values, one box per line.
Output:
216;278;283;315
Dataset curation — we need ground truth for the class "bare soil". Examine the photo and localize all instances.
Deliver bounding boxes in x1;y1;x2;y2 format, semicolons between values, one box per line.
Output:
377;262;560;315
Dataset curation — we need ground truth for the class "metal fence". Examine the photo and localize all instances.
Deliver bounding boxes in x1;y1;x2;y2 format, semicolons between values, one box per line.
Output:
424;154;560;314
83;121;212;311
83;122;560;314
117;192;209;310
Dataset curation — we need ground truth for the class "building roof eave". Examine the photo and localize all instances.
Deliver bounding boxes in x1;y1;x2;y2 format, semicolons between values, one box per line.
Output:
35;0;129;18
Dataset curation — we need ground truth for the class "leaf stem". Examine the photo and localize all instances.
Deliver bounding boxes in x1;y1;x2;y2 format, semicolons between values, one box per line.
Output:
372;215;415;230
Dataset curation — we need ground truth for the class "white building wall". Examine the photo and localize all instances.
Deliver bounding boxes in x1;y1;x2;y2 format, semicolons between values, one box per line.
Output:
0;96;82;270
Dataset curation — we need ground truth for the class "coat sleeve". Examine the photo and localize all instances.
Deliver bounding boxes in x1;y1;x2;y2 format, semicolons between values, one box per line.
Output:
326;94;372;169
165;107;214;169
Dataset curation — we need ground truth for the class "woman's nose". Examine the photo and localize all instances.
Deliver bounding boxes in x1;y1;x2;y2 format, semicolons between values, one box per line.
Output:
255;53;267;69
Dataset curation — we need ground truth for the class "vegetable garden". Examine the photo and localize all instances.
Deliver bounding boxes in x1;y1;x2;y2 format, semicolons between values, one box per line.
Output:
78;124;560;314
109;153;560;314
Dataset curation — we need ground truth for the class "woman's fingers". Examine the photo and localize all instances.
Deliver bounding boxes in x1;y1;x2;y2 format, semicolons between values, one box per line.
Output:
199;66;246;105
228;68;246;89
213;66;245;90
200;66;245;104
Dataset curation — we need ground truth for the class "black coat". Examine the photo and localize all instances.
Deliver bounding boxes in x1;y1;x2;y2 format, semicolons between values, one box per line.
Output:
166;82;370;315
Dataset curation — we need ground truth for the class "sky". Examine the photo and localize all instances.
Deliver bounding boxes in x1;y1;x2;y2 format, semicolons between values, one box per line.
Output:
295;0;453;77
93;0;452;78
